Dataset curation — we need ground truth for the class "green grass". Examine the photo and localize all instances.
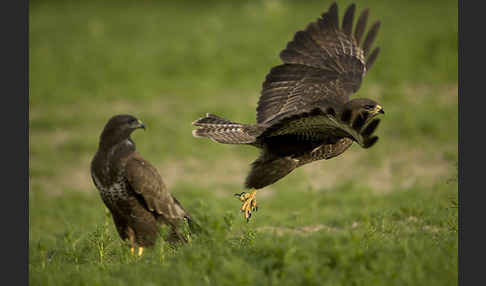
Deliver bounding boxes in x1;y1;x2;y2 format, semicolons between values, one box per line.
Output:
30;0;458;285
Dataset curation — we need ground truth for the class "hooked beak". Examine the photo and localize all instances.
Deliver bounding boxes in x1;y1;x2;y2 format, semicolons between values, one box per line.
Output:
136;119;146;130
374;105;385;115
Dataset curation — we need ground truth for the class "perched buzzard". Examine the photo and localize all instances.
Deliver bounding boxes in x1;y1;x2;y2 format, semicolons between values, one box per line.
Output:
192;2;384;221
91;114;195;256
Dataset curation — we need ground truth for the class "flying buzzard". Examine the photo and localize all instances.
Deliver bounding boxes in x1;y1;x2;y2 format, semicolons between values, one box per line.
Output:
192;2;384;221
91;114;195;256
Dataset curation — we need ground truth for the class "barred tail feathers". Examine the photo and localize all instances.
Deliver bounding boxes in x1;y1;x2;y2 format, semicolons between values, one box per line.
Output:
170;195;206;236
192;113;257;144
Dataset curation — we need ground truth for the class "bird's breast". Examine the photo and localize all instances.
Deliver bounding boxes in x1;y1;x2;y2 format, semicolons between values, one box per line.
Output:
105;179;131;202
92;171;131;204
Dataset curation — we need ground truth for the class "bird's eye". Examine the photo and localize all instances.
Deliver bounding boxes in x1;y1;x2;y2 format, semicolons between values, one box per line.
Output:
365;105;374;109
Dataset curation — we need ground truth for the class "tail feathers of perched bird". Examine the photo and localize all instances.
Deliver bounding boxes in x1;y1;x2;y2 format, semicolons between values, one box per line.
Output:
170;195;204;235
192;113;259;144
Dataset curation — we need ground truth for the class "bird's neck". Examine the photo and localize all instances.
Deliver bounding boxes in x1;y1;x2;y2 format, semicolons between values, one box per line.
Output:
99;137;136;153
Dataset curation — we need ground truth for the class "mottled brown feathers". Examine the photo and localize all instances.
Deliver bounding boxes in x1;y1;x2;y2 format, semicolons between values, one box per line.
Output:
125;154;188;219
192;2;384;190
91;114;195;248
257;2;381;124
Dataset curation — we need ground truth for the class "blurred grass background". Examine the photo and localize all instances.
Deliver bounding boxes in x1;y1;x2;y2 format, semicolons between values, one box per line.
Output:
29;0;457;285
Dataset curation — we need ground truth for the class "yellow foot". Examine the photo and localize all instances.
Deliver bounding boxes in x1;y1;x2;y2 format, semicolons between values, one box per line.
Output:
234;189;258;222
130;247;144;257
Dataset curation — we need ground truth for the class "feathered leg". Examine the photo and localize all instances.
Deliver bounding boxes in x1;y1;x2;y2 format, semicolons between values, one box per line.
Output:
233;151;299;222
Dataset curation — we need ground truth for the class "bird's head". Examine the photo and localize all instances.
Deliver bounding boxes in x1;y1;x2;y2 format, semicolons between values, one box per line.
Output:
343;98;384;122
99;114;146;148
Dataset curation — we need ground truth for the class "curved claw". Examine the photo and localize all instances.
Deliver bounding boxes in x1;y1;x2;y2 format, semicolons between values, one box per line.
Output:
237;190;258;221
235;192;252;202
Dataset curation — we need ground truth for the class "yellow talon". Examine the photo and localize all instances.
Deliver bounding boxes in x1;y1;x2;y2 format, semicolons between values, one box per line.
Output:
235;189;258;222
129;247;144;256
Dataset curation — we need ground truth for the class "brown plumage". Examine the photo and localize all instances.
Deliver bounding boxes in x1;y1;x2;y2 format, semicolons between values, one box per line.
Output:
91;114;196;253
192;2;385;220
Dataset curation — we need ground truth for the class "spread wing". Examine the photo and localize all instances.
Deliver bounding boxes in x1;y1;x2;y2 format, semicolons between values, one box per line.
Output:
244;113;379;190
296;138;354;167
260;105;381;149
125;153;182;219
256;2;381;124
